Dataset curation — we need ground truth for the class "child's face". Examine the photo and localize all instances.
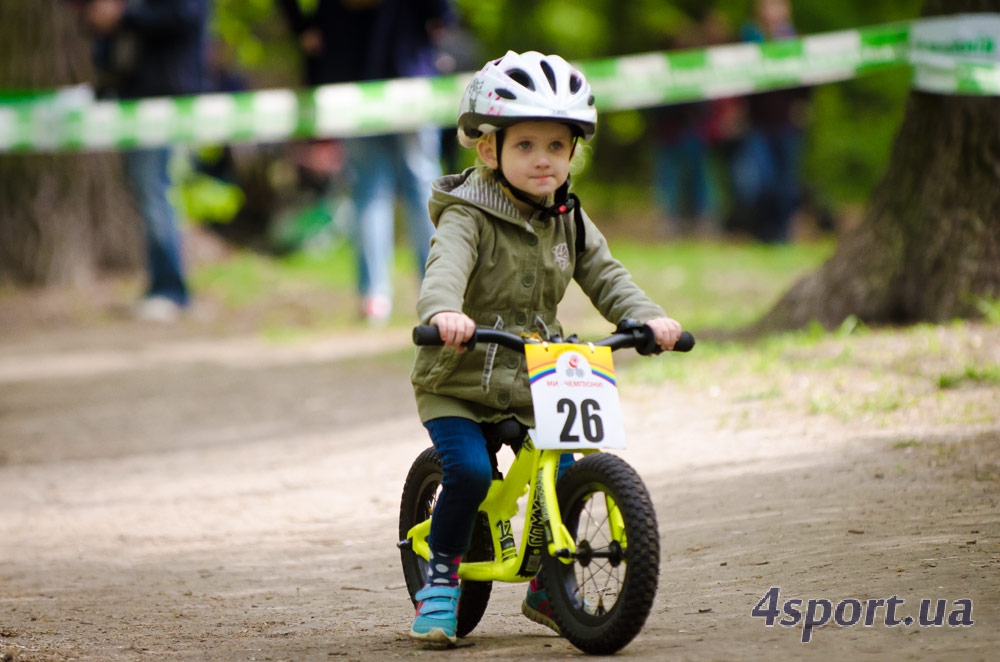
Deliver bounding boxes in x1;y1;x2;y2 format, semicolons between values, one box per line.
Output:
480;121;575;200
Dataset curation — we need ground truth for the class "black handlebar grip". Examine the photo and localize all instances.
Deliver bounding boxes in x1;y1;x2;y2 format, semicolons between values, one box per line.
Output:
634;328;696;355
674;331;696;353
412;325;444;346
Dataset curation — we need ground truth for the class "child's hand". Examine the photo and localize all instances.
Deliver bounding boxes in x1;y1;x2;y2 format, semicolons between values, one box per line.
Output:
430;311;476;351
645;317;683;352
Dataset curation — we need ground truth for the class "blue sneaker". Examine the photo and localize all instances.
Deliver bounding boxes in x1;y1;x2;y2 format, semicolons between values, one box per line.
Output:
522;584;561;635
410;585;460;644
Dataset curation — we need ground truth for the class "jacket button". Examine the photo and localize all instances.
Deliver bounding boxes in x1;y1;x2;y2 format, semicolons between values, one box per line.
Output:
522;274;535;287
515;312;528;325
505;355;519;369
526;235;538;246
498;392;510;405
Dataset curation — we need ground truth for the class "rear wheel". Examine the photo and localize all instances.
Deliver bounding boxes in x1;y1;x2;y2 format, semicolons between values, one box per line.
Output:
541;453;660;654
398;447;493;637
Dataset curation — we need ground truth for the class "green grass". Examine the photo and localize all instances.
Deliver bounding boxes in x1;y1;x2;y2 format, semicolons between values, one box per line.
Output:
611;239;835;331
937;364;1000;390
191;243;357;307
626;311;999;429
189;235;835;336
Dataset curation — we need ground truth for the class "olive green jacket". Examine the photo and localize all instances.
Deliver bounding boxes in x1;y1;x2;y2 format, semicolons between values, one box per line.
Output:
411;166;667;425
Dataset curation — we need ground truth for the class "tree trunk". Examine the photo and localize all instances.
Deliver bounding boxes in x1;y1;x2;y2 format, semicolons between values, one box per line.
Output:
0;0;140;288
753;0;1000;332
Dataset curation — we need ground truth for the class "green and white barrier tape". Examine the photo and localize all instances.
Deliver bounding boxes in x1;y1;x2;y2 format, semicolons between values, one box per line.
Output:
1;15;996;153
910;14;1000;94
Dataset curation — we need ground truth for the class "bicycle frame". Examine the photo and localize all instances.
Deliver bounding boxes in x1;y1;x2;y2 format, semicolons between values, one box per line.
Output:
404;442;602;583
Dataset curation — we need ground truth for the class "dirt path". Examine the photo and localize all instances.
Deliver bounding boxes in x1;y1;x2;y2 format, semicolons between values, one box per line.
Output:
1;320;997;661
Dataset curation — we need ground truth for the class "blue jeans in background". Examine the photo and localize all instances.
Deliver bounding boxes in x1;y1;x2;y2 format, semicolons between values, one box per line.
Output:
729;127;804;243
424;416;575;559
653;128;717;230
122;147;189;306
344;128;439;303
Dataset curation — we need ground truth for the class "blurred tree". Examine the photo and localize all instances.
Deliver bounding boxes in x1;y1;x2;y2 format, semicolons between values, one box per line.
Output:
754;0;999;329
0;0;140;287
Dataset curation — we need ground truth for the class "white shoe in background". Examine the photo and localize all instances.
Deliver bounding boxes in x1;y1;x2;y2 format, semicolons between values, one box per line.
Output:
361;294;392;324
134;296;184;323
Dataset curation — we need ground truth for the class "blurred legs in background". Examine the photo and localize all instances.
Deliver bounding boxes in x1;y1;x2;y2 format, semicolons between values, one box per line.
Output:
729;127;803;243
653;126;719;238
123;147;190;321
345;128;439;322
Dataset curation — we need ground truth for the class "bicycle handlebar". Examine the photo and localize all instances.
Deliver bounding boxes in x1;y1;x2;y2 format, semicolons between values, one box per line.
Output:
412;324;695;355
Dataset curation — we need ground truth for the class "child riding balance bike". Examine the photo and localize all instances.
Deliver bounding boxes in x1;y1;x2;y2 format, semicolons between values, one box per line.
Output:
404;50;686;648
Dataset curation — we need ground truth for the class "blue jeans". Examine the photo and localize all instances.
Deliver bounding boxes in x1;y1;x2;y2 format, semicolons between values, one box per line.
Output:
654;128;716;225
729;127;804;243
122;148;189;306
424;417;574;559
344;129;439;300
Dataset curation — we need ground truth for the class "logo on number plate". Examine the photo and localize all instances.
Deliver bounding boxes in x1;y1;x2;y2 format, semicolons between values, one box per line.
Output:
529;350;616;388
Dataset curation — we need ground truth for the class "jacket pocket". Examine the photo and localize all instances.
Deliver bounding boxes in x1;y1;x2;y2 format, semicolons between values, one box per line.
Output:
412;346;463;391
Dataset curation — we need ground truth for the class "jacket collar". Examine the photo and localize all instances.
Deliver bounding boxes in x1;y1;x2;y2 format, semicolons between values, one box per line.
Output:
430;166;553;228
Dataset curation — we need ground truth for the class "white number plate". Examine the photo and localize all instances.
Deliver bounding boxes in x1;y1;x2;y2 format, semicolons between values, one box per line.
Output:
525;343;626;450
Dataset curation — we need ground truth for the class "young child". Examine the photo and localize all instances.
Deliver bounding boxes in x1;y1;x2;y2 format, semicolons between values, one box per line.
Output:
409;50;683;644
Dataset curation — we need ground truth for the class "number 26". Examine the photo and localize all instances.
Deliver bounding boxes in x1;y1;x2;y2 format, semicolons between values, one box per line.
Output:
557;398;604;443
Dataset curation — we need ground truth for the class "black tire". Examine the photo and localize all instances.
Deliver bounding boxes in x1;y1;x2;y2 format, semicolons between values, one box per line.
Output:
398;447;493;638
541;453;660;655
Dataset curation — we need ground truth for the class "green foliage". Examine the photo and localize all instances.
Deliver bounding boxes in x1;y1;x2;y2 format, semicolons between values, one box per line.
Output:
211;0;304;86
974;297;1000;324
177;172;245;224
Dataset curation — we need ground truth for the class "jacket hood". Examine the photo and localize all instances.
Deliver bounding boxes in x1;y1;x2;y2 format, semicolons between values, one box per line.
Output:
429;166;544;229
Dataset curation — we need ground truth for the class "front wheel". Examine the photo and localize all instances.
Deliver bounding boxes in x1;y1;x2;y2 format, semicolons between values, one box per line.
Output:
541;453;660;655
398;447;493;638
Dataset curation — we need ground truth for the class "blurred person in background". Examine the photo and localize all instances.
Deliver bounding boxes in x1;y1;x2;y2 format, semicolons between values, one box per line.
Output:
728;0;811;243
276;0;456;324
649;7;740;239
79;0;210;322
431;13;483;175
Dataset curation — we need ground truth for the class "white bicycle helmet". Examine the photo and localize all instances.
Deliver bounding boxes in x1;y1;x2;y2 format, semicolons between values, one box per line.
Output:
458;51;597;145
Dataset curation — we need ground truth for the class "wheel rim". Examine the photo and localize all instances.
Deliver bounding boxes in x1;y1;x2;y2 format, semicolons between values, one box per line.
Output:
563;487;628;619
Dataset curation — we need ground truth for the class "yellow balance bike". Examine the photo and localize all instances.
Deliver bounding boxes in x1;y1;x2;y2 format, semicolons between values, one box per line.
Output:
399;321;694;654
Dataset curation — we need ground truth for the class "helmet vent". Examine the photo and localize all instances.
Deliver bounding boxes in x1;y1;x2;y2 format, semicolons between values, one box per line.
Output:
569;74;582;94
539;59;558;92
494;88;517;100
506;68;535;91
